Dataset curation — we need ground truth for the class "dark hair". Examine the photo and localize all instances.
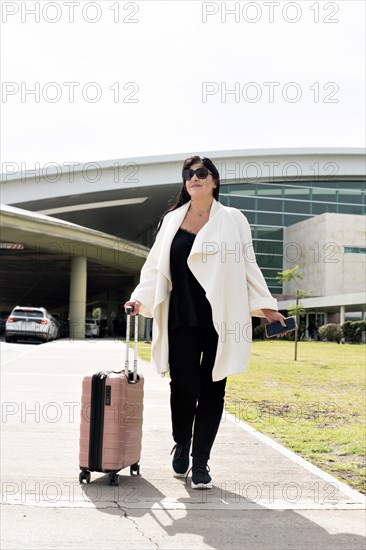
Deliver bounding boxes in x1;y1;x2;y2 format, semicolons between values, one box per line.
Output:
154;155;220;238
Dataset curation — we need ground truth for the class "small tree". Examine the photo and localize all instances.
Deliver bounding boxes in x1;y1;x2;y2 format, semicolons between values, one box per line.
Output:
276;266;307;361
92;307;101;320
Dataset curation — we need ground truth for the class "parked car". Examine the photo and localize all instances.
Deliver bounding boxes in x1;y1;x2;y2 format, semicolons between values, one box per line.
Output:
5;306;59;343
49;312;69;339
85;319;100;338
0;311;11;334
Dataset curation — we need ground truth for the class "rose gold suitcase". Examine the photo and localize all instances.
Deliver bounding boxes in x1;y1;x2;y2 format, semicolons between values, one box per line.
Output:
79;309;144;486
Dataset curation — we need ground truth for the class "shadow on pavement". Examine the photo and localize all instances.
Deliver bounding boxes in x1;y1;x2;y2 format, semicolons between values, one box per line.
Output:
80;475;365;550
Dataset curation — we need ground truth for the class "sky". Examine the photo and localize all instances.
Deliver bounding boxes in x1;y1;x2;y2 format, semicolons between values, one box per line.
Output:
1;0;365;172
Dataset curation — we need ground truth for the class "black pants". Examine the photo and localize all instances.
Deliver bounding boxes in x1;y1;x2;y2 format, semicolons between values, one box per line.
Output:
168;325;227;461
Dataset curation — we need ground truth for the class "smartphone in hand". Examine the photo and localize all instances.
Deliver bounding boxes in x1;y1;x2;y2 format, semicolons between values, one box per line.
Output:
265;316;297;338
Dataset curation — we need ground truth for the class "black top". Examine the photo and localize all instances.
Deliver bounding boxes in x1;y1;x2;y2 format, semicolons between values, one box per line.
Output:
168;228;213;329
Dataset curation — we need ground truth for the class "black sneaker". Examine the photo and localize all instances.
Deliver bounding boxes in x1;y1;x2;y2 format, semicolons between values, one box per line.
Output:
170;441;191;476
190;458;212;489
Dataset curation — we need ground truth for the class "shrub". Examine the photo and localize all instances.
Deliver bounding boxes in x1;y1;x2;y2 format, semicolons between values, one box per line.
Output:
319;323;342;343
282;329;295;341
254;325;265;340
342;321;354;343
355;321;366;343
342;321;366;343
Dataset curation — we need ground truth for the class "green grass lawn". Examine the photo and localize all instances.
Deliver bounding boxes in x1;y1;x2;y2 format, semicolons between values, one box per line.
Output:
130;342;152;363
133;340;365;494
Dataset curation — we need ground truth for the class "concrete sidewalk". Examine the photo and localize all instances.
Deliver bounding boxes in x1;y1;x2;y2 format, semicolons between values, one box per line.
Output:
1;339;365;549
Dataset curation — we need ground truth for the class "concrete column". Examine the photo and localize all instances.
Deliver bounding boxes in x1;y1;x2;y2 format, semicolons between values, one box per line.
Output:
340;305;346;325
106;290;119;337
129;275;144;339
69;256;87;339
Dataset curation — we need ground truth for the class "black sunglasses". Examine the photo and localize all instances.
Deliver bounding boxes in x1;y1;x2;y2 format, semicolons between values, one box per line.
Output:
183;167;212;181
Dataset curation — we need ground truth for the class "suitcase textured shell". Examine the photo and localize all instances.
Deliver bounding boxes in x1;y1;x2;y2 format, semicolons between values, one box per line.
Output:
79;372;144;472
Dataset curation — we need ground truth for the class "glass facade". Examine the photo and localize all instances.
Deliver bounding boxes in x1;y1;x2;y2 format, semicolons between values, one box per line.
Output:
220;180;366;293
344;246;366;254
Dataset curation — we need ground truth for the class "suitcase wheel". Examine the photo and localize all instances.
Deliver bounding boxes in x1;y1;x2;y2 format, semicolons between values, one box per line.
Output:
130;462;140;476
108;472;119;486
79;469;91;484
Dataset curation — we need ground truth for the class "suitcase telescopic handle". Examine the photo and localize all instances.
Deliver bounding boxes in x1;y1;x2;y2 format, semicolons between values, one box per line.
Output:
125;307;138;381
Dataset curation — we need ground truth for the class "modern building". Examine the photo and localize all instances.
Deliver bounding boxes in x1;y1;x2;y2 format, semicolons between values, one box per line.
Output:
281;213;366;328
1;147;365;335
219;174;365;294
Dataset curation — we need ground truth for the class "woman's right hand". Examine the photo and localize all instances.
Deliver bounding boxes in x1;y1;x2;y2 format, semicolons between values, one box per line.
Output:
124;300;141;316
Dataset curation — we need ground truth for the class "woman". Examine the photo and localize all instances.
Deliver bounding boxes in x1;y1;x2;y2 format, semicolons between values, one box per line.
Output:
124;155;286;489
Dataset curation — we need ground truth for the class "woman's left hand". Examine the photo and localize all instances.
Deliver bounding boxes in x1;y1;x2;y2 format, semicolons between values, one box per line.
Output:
262;309;287;326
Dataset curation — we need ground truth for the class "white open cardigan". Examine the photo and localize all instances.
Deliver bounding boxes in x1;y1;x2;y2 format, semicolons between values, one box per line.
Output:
131;199;278;381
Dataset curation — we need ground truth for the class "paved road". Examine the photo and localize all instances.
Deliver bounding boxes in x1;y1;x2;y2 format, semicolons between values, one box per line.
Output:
1;339;365;549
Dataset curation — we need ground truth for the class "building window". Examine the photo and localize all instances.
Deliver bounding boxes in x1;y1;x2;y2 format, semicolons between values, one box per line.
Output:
255;227;283;241
311;202;338;215
344;246;366;254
